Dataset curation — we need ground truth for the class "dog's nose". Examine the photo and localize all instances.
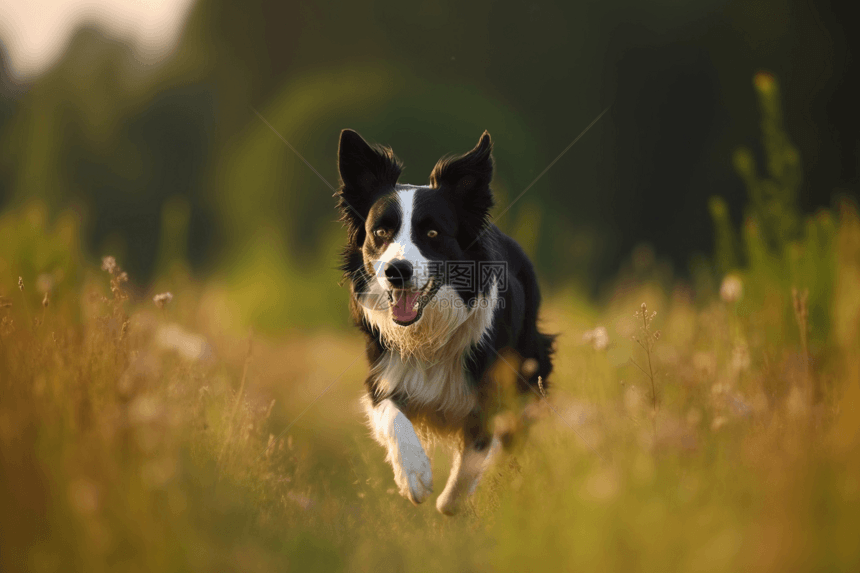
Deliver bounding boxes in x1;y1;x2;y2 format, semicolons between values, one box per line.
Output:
384;260;413;287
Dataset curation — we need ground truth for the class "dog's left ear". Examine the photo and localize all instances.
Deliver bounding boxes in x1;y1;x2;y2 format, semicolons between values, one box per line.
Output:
430;131;495;234
336;129;402;242
430;131;493;193
338;129;402;199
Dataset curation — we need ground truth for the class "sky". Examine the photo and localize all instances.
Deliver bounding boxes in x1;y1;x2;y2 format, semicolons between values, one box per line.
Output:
0;0;198;82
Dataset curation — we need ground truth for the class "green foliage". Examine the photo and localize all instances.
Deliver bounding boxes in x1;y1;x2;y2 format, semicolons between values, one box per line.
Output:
710;73;837;346
733;73;803;253
0;201;82;316
708;196;739;275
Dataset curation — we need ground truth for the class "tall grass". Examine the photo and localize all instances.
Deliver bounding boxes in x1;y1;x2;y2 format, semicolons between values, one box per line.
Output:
1;198;859;572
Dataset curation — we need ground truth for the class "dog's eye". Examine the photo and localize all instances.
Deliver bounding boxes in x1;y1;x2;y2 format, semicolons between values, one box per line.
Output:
374;229;389;239
427;230;438;238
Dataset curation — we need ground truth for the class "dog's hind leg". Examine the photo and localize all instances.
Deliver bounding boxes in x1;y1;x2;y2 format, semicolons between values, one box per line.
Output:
365;397;433;505
436;413;500;515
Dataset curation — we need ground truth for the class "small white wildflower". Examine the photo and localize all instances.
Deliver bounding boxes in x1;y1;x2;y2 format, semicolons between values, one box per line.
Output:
101;256;117;274
582;326;609;351
521;358;539;377
153;292;173;309
155;323;210;362
720;274;743;303
36;273;54;294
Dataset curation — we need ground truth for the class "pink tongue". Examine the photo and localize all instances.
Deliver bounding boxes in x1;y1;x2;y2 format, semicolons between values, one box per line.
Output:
392;291;420;323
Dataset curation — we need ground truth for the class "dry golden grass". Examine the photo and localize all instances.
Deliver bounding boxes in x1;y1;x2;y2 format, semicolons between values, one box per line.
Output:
2;204;860;572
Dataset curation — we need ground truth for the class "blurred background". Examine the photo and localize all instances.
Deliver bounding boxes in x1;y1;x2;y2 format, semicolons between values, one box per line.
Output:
1;0;856;330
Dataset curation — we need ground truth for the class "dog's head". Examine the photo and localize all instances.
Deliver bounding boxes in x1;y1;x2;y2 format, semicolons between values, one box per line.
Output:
337;129;496;335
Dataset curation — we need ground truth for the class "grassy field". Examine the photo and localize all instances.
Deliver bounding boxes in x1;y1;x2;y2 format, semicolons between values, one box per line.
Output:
2;196;860;572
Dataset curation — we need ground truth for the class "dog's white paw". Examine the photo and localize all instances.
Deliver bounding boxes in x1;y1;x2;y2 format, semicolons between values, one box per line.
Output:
435;489;460;515
399;444;433;504
391;413;433;504
436;438;501;515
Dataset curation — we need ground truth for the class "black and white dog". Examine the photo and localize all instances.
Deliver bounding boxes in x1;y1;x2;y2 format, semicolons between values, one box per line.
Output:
337;129;554;515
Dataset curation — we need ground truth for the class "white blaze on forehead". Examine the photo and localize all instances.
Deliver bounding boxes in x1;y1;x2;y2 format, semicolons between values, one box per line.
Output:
375;187;431;288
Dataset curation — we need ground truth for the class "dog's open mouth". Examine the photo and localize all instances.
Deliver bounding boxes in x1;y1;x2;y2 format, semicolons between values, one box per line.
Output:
388;279;439;326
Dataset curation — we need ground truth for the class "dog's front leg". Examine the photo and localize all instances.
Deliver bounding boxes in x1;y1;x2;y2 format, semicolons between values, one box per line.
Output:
436;413;500;515
366;398;433;504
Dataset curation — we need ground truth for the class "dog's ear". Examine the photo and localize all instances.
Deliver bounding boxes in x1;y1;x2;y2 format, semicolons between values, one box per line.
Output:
336;129;402;241
430;131;493;193
430;131;495;236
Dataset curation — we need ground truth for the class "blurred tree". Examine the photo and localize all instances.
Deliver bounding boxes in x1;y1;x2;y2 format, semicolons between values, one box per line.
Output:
0;41;17;208
0;0;854;307
1;28;216;280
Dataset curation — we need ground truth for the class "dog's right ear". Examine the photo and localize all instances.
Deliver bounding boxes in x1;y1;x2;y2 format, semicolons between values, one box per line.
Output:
336;130;402;238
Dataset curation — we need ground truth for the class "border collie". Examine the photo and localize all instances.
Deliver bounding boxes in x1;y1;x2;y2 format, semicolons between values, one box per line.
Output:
337;129;554;515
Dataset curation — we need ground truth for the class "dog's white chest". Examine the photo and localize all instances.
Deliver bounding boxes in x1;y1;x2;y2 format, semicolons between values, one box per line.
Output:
374;351;477;423
365;283;499;426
